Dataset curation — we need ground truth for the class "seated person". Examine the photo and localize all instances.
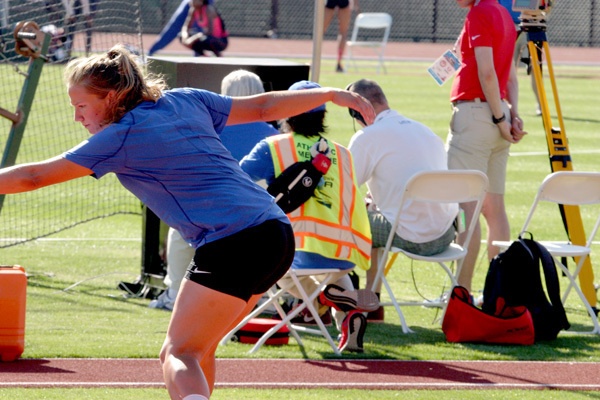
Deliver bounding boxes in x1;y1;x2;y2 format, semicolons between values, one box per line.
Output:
180;0;228;57
148;0;205;56
240;80;378;353
149;70;279;311
346;79;459;322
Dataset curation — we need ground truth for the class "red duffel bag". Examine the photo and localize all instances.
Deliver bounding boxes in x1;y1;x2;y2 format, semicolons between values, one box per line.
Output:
442;286;535;345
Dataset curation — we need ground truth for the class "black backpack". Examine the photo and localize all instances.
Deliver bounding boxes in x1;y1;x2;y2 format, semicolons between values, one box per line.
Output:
266;139;332;214
482;233;570;341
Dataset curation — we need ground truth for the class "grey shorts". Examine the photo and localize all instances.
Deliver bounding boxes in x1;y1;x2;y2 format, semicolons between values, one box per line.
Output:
368;210;455;256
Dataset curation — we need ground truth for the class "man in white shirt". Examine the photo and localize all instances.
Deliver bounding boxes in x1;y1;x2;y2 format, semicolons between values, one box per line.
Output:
347;79;458;321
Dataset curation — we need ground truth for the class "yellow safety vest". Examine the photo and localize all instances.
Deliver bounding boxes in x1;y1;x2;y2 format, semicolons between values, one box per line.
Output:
267;134;372;270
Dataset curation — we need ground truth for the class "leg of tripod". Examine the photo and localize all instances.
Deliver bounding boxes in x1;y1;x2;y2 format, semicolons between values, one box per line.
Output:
528;34;598;311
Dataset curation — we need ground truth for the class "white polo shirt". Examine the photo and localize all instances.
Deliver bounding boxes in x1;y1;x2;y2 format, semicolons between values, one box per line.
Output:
348;109;458;243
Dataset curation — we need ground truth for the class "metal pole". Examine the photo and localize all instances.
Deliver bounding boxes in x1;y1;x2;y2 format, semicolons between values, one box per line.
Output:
432;0;439;43
311;0;325;83
0;31;51;214
1;0;9;28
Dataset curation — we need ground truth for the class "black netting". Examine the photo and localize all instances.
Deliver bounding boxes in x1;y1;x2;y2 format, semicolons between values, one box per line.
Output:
0;1;143;248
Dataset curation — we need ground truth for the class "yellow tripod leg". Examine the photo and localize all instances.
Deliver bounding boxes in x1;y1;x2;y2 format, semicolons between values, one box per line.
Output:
383;253;398;277
529;40;597;307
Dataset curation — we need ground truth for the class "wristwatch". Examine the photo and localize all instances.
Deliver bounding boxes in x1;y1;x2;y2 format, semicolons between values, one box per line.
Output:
492;113;506;124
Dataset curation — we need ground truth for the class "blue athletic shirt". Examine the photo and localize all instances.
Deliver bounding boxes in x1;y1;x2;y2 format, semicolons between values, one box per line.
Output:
63;87;288;248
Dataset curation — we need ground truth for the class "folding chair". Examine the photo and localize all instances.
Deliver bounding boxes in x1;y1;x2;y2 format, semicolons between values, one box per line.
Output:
373;170;488;333
220;268;348;355
346;12;393;74
493;171;600;335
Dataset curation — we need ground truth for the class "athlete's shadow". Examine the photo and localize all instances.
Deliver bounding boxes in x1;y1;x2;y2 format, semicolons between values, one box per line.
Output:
305;358;494;386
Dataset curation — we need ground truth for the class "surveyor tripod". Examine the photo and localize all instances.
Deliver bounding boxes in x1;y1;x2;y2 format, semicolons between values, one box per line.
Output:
520;12;598;310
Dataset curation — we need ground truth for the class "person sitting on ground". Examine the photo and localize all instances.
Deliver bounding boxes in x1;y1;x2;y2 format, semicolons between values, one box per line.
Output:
149;69;280;311
148;0;212;57
346;79;459;322
180;0;228;57
240;80;378;353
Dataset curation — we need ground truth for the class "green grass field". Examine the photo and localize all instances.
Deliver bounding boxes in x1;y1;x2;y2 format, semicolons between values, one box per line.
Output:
1;57;600;399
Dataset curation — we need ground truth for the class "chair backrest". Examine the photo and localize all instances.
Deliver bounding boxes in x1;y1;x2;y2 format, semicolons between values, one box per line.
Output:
385;169;488;257
537;171;600;206
522;171;600;247
349;12;392;43
403;170;489;204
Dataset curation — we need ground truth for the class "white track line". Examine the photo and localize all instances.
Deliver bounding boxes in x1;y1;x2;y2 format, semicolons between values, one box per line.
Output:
2;382;599;390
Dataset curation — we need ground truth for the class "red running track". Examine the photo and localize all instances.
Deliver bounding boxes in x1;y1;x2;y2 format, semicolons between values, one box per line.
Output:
1;358;600;390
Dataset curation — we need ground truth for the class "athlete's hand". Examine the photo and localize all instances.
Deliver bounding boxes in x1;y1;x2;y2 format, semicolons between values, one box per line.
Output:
330;89;376;125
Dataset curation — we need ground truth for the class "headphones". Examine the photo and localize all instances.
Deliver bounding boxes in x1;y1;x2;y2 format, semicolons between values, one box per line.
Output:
345;82;366;126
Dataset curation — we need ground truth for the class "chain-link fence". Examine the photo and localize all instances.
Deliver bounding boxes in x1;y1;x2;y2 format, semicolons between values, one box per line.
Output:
0;0;143;248
143;0;600;47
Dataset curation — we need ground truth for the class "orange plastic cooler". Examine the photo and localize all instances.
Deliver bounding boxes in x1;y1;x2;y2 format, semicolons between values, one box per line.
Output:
0;265;27;362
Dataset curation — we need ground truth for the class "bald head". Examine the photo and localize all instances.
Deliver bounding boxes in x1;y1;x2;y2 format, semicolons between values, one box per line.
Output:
346;79;388;109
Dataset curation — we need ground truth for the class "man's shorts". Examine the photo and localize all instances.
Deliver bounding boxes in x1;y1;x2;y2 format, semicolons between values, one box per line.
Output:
369;210;455;256
447;99;512;194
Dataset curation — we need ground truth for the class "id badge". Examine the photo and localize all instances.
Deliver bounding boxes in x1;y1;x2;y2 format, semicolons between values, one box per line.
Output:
427;50;461;86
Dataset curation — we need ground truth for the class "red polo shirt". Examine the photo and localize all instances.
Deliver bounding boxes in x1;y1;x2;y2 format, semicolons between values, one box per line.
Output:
450;0;517;102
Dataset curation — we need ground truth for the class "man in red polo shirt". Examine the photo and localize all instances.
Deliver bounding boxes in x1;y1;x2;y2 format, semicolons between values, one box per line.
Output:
447;0;527;295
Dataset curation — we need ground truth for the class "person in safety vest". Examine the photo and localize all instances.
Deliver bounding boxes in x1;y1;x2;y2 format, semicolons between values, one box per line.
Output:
241;80;378;353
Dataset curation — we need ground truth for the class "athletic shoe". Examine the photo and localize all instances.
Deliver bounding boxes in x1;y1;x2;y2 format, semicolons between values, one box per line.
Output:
290;307;332;327
473;294;484;308
423;290;450;308
335;63;345;73
319;284;379;312
366;306;385;323
338;310;367;353
148;288;176;311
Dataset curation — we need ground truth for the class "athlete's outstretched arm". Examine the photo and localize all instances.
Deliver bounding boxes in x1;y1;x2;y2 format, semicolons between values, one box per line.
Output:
0;156;93;194
227;87;375;126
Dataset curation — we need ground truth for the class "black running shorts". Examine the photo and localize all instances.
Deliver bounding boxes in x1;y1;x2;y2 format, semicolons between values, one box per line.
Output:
326;0;350;9
185;219;295;301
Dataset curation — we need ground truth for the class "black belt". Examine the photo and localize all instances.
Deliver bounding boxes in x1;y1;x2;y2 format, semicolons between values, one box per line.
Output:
451;98;486;107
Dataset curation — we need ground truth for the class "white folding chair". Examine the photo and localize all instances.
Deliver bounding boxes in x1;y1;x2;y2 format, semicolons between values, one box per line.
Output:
493;171;600;335
373;170;488;333
346;12;393;74
220;268;348;355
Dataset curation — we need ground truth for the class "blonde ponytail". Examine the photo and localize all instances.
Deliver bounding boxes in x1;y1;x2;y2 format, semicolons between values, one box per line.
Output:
65;44;167;124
